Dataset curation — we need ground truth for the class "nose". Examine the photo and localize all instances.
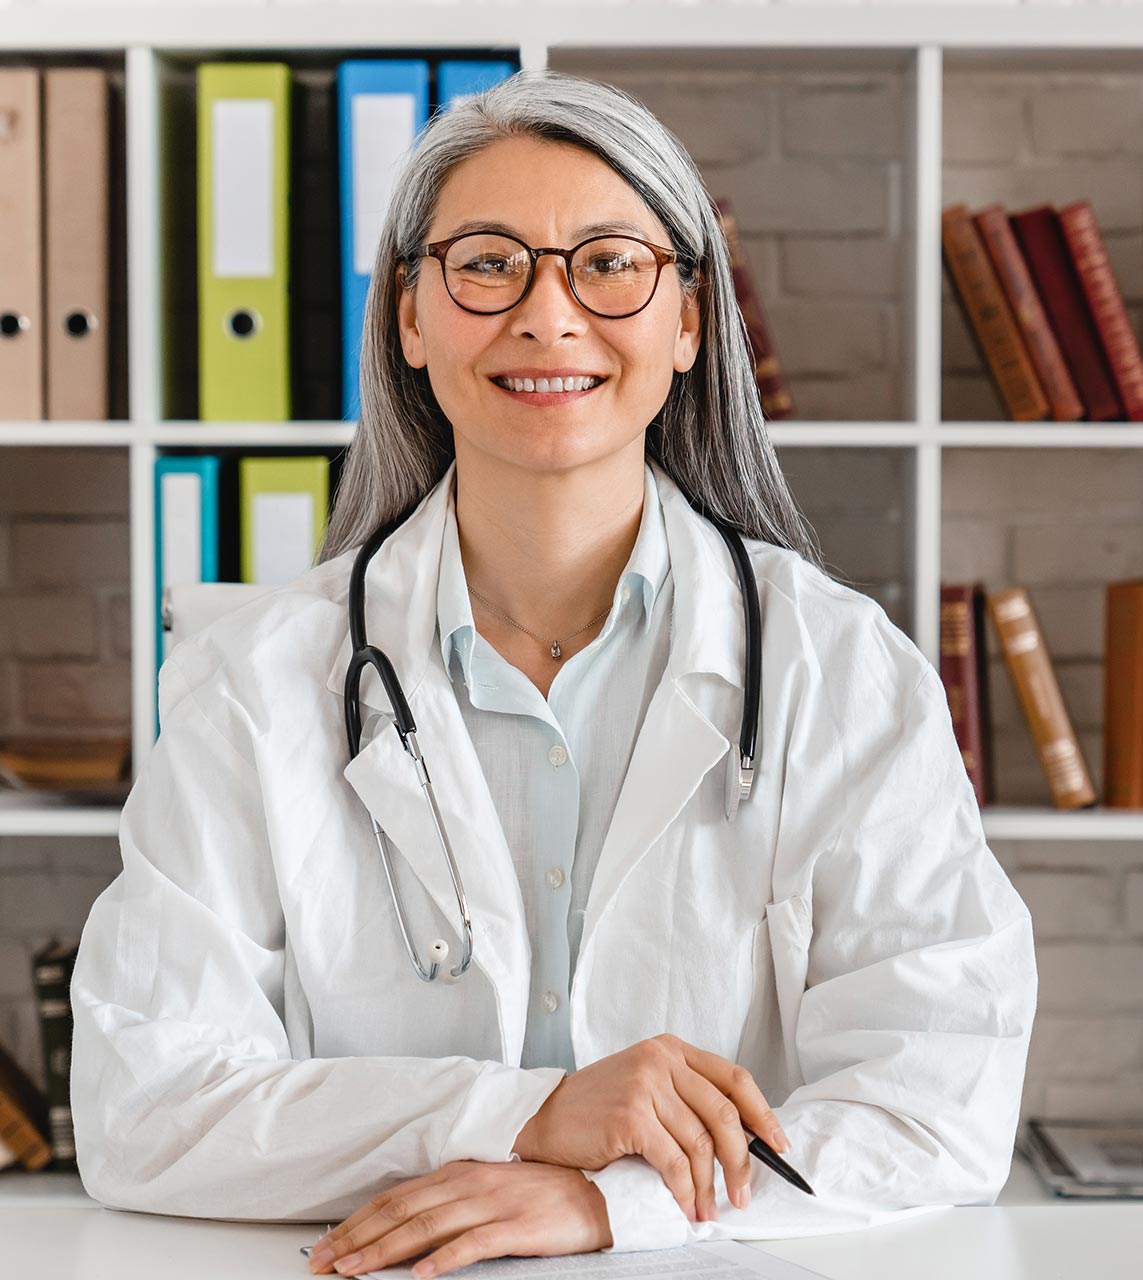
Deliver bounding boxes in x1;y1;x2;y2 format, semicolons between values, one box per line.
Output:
509;253;588;341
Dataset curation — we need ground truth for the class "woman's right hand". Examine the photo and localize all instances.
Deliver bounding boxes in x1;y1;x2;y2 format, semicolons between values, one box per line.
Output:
510;1033;790;1223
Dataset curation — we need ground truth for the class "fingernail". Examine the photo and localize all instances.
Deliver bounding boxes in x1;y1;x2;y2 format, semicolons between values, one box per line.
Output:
740;1183;752;1209
413;1263;436;1278
335;1254;363;1274
310;1246;335;1270
775;1127;792;1153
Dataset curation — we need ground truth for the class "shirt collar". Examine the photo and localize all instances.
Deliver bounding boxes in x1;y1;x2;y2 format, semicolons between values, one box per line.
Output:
437;462;670;687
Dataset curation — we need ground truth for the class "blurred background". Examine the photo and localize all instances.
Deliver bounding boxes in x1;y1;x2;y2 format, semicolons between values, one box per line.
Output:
1;0;1141;1184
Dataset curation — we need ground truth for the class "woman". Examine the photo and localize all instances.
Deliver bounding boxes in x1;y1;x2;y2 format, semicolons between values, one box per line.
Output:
70;70;1037;1278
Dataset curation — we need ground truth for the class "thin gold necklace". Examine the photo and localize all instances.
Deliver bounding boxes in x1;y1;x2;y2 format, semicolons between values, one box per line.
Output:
467;585;612;661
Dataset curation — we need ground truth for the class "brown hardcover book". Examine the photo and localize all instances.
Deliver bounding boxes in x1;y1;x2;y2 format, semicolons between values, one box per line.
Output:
941;204;1049;421
714;197;794;420
985;587;1097;809
1009;204;1124;423
939;583;994;807
1103;581;1143;808
973;204;1084;423
0;1038;52;1171
1058;200;1143;423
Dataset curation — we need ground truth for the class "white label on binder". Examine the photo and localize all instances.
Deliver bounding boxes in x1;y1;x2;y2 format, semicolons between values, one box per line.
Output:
253;492;314;585
163;473;203;588
353;93;416;276
213;99;274;278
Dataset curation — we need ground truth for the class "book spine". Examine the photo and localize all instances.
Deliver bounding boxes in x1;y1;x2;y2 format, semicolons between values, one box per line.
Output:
974;204;1084;422
986;588;1097;809
0;1094;52;1170
1010;205;1125;422
1058;200;1143;423
714;198;795;420
0;1026;52;1170
939;584;990;807
1103;582;1143;808
941;204;1049;421
32;941;79;1168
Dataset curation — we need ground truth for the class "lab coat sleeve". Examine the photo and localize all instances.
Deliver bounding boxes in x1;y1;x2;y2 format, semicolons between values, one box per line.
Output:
583;663;1038;1251
70;654;567;1222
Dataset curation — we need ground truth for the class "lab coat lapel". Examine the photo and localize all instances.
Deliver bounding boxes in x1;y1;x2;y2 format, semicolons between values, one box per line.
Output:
324;462;531;1065
578;467;748;967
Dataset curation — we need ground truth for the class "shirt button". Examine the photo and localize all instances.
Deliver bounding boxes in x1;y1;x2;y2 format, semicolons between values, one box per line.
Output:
621;584;631;605
545;866;565;890
541;991;560;1014
547;744;568;768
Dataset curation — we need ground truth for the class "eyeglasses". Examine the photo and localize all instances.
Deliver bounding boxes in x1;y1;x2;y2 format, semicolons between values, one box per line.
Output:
413;230;685;319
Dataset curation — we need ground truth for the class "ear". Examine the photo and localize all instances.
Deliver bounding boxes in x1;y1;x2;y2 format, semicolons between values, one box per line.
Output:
395;261;428;369
674;278;702;374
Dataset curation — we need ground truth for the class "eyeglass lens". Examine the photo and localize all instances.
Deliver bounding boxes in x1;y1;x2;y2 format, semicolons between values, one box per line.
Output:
441;234;662;316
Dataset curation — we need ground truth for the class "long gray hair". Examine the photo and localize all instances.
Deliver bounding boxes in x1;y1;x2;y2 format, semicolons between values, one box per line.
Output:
318;68;823;570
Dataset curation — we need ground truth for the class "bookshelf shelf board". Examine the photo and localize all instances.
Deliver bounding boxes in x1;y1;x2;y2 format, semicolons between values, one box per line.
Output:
6;5;1143;55
0;1170;92;1208
937;424;1143;448
0;797;122;838
0;425;138;447
982;806;1143;842
151;423;358;448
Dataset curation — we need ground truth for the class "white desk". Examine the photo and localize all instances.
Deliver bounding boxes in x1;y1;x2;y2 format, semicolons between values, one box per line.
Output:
1;1153;1139;1279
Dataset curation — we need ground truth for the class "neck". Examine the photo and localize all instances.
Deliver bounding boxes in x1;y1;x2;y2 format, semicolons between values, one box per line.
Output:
454;441;647;638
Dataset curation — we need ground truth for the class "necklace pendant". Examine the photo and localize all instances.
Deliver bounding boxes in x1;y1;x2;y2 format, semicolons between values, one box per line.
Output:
550;641;562;660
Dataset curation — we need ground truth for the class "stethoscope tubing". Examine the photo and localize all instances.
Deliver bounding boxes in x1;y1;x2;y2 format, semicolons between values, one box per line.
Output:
343;492;761;982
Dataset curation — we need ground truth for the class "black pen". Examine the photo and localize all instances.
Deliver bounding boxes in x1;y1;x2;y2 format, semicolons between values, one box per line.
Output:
744;1126;815;1195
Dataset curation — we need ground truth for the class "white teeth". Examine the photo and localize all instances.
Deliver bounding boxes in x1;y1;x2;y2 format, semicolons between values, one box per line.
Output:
497;375;601;393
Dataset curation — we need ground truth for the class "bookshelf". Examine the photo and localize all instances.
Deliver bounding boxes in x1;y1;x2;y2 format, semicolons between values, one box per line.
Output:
4;5;1143;841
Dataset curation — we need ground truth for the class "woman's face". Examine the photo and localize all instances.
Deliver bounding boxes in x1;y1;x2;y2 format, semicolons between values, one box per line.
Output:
395;135;702;478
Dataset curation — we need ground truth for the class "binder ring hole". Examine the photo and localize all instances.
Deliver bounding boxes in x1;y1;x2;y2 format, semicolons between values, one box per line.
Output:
226;309;260;340
64;310;97;339
1;312;29;338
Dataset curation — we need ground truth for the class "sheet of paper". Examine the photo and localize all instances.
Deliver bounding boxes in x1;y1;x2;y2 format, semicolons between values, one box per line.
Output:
301;1240;828;1279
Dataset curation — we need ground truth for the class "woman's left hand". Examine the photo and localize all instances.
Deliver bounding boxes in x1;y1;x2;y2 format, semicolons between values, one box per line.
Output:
307;1159;613;1277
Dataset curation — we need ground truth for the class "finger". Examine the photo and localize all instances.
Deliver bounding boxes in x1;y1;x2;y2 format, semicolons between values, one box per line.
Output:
672;1066;753;1212
680;1043;789;1154
330;1197;490;1277
635;1095;698;1222
315;1170;454;1265
652;1087;720;1222
412;1221;525;1279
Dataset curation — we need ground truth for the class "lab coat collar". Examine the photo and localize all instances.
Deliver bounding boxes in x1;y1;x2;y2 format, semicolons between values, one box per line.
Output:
324;457;744;711
323;456;749;1064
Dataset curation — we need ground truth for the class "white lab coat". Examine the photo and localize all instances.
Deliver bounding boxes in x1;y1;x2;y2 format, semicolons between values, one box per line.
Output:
70;459;1038;1253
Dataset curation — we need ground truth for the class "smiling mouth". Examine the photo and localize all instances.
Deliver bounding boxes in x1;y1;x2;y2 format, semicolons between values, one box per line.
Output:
492;375;605;395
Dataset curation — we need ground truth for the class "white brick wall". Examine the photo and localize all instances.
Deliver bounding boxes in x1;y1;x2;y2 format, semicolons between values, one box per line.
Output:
942;66;1143;419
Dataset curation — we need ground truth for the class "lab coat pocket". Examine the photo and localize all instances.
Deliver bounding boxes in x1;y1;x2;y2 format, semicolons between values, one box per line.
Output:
735;895;812;1101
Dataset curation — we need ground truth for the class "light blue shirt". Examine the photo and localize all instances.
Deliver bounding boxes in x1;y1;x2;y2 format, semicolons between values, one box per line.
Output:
436;463;673;1074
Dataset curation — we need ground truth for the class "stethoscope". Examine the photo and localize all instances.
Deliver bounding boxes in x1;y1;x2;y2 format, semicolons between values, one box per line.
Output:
343;499;761;984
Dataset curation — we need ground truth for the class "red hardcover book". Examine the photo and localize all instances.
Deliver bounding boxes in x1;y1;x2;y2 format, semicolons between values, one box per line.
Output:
940;583;994;807
714;197;794;420
1058;200;1143;422
1009;204;1124;422
973;204;1083;422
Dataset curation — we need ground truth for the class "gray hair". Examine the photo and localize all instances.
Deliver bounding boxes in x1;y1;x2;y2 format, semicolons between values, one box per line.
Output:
318;68;824;571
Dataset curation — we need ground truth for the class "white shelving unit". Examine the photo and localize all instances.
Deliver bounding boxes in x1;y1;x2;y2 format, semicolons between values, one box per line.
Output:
4;4;1143;842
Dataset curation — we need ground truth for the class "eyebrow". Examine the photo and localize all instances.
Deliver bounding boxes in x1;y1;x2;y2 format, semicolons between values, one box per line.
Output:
442;218;655;242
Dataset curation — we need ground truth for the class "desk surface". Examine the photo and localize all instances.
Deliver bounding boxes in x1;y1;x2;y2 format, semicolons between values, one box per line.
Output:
1;1153;1139;1280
